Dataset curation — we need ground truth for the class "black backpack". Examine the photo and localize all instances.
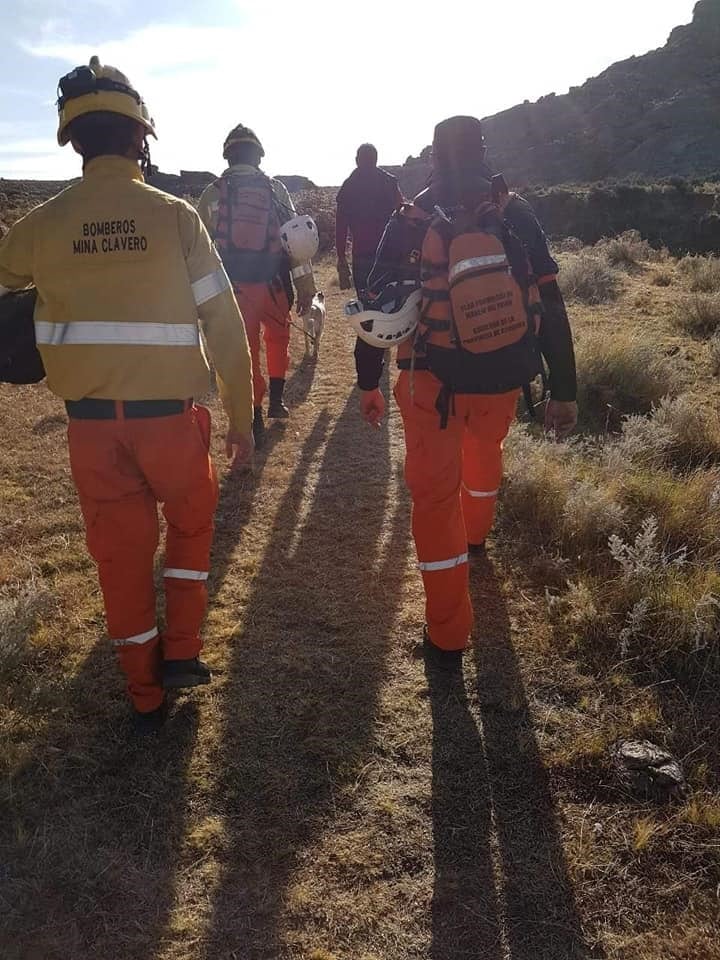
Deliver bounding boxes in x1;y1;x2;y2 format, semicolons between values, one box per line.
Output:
0;289;46;384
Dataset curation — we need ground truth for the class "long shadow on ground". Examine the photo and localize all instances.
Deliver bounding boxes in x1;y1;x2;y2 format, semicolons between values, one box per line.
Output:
199;392;411;959
0;644;199;960
285;352;319;409
0;419;291;960
427;555;598;960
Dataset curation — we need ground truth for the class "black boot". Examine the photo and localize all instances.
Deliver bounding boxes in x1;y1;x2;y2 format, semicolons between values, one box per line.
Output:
267;378;289;419
252;406;266;448
162;657;212;690
133;700;167;736
421;626;464;671
468;540;486;557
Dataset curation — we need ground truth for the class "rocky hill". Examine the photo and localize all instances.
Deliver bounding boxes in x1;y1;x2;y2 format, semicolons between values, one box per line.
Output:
394;0;720;188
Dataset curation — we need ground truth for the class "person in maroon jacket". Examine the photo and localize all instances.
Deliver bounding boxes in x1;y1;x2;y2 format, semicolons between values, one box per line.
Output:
335;143;403;296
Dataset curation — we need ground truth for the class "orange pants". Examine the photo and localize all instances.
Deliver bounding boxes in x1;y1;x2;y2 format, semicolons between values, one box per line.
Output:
232;282;291;406
68;405;219;713
395;371;519;651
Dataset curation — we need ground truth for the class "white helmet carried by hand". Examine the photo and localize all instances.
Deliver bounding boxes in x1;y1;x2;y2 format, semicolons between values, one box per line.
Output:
345;280;421;349
280;215;319;262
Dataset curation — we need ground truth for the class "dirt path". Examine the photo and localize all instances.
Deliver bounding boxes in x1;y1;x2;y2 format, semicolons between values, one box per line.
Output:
2;260;717;960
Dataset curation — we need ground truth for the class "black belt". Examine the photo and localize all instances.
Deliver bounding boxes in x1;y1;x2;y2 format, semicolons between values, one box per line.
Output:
65;398;191;420
396;358;429;371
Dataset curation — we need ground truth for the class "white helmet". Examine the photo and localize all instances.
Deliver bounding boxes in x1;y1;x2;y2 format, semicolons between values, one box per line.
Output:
345;280;421;349
280;215;319;262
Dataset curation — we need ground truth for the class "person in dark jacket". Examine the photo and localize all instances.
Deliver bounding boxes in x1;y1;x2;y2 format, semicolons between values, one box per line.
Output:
335;143;403;296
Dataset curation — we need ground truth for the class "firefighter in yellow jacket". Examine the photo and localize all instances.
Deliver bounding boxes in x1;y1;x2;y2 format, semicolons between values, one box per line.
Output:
0;58;254;733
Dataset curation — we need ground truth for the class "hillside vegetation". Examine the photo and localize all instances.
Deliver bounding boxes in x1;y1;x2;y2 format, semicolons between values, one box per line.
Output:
482;0;720;184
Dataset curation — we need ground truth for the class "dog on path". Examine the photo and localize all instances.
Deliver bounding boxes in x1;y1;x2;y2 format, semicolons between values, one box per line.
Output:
304;292;325;359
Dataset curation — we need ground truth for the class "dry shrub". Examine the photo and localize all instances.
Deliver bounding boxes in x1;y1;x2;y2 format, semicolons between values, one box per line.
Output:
618;397;720;471
503;430;627;555
651;265;674;287
503;428;573;549
503;426;720;672
595;230;661;269
575;332;680;429
677;254;720;293
618;468;720;562
710;332;720;375
559;252;621;305
295;188;337;253
554;555;720;669
672;293;720;338
0;577;55;678
553;236;584;254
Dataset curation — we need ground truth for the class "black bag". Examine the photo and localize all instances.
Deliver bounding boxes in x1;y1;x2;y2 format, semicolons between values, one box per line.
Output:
0;289;46;384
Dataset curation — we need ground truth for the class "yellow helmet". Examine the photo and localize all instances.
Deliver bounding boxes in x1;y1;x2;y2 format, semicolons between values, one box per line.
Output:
56;56;156;146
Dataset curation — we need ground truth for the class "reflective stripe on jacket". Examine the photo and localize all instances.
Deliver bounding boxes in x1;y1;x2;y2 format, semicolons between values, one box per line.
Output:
0;156;253;434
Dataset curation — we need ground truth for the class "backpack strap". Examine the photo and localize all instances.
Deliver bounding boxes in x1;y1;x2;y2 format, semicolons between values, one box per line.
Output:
434;382;456;431
418;217;455;341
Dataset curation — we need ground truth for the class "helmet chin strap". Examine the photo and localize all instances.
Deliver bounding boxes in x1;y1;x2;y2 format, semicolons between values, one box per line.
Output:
140;137;152;179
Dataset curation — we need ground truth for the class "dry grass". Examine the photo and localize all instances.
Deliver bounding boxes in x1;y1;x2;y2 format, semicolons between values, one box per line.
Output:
559;251;622;305
0;576;56;678
677;254;720;293
2;196;720;960
574;331;681;430
672;292;720;338
595;230;664;269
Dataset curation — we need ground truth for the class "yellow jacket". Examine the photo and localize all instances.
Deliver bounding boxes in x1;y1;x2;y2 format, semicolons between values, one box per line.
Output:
0;156;253;435
198;164;317;302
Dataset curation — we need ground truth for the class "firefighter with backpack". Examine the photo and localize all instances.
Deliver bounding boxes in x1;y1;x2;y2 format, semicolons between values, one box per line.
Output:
198;126;319;446
347;116;578;668
0;58;254;731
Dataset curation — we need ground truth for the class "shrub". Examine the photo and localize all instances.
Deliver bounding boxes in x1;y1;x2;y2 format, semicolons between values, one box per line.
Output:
0;578;55;679
618;468;720;562
502;428;573;550
575;332;680;429
559;253;621;304
501;420;720;676
652;266;674;287
295;188;337;254
617;397;720;471
553;236;584;254
678;255;720;293
503;430;627;556
596;230;658;268
672;293;720;337
710;333;720;375
551;561;720;669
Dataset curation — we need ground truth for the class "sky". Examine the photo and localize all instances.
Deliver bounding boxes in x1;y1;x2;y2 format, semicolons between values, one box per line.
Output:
1;0;698;185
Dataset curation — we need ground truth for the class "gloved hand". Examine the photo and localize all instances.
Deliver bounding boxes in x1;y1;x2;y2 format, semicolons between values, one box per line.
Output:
360;388;385;429
544;400;578;440
337;258;353;291
294;271;316;316
226;429;255;472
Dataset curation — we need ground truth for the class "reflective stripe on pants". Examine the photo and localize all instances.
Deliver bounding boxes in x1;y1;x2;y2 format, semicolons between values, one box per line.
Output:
68;404;219;712
395;370;519;651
